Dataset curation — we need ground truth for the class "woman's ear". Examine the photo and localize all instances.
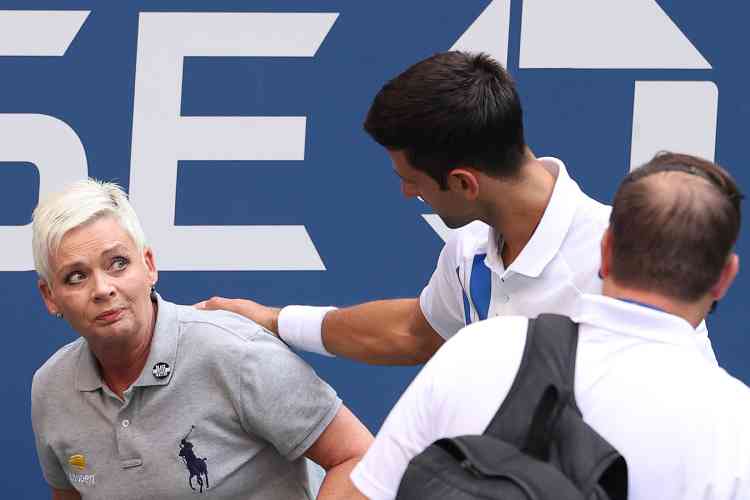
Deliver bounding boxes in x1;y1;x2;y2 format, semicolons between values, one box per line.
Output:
38;280;59;316
143;247;158;287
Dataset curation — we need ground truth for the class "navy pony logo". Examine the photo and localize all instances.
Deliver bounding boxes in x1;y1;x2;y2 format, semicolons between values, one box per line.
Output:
178;426;209;493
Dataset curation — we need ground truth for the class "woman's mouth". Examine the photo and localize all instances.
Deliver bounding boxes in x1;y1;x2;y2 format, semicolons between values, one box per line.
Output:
96;308;124;324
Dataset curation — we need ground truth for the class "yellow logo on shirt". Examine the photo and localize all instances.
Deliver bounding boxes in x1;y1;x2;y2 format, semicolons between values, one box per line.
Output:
68;454;86;471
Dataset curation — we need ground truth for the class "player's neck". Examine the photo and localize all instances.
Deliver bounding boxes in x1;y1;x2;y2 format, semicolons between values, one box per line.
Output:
482;158;555;267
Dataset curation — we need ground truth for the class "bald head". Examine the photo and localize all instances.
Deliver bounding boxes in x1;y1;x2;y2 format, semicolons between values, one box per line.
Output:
609;153;742;302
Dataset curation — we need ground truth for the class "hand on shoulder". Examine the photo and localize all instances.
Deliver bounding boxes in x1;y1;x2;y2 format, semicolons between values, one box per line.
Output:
194;296;281;335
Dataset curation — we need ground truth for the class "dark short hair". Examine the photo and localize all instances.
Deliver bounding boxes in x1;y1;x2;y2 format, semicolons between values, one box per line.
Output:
609;152;743;302
363;51;526;188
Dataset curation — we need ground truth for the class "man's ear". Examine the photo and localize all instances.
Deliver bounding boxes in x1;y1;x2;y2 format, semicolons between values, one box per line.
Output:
711;253;739;301
38;280;59;315
447;168;480;200
599;227;614;278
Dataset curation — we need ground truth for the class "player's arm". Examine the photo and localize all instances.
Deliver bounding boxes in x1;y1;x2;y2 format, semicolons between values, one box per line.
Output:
51;489;81;500
321;298;443;364
197;297;445;365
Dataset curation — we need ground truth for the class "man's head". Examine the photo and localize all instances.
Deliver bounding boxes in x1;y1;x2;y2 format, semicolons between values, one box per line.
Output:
602;152;743;311
363;51;526;227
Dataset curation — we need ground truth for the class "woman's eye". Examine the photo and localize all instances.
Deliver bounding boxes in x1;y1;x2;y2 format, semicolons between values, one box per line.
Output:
111;257;129;271
66;272;85;285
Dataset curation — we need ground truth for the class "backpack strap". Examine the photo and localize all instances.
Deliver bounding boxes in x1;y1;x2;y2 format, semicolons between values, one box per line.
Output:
484;314;579;446
522;384;566;461
483;314;628;499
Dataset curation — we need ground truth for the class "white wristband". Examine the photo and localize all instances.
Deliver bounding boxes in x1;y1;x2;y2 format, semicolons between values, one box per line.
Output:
278;305;337;357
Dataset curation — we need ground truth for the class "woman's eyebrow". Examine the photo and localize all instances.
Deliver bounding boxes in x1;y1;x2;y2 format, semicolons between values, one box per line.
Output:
101;243;129;256
56;260;85;276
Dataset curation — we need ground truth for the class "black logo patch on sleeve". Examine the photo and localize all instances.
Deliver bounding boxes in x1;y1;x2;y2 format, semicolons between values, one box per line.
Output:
178;426;209;493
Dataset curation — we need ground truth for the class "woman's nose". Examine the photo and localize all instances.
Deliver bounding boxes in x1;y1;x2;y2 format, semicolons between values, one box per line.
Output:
91;272;116;299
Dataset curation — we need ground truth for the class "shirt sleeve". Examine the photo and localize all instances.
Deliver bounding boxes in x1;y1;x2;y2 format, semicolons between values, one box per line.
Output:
31;371;73;490
238;332;342;461
419;232;467;340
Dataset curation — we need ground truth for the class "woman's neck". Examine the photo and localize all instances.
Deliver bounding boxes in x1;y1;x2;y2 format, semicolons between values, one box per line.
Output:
92;300;158;399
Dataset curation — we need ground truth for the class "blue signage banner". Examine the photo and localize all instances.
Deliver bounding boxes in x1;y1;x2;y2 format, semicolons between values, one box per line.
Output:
1;1;747;496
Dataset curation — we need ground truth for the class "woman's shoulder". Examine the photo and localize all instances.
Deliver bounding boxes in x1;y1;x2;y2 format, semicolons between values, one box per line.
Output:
32;337;86;393
170;305;305;380
174;304;273;347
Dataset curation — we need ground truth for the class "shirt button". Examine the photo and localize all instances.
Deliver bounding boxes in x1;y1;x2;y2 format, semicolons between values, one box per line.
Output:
501;294;510;304
121;419;130;428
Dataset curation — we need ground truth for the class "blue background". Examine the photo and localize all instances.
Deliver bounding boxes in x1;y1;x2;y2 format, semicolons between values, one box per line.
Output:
0;2;747;497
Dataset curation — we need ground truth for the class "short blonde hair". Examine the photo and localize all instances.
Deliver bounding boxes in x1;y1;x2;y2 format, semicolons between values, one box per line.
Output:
32;179;147;285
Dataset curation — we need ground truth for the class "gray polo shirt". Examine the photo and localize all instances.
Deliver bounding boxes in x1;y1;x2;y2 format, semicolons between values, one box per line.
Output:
31;295;342;499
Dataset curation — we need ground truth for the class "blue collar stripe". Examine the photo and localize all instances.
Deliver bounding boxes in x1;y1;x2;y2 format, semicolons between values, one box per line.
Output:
470;254;491;322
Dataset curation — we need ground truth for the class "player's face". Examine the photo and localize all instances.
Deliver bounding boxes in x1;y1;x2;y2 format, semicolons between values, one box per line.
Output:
388;150;476;229
39;216;158;347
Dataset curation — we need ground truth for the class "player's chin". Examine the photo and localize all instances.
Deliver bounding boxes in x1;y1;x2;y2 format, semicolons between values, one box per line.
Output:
439;215;474;229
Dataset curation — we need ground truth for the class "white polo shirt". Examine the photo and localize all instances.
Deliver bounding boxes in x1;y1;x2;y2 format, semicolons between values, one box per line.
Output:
351;295;750;500
419;157;717;363
420;157;611;334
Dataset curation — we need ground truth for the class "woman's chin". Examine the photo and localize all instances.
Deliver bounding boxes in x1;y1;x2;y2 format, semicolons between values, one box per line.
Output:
86;319;137;344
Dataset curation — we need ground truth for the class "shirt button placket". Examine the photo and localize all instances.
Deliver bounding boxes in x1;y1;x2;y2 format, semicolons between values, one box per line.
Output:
493;274;510;316
117;407;143;469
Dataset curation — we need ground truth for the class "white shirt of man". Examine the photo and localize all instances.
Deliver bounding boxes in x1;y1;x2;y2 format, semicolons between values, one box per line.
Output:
351;294;750;499
419;157;718;362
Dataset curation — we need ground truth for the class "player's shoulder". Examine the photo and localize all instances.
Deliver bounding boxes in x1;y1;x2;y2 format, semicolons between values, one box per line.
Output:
558;188;611;263
569;187;611;234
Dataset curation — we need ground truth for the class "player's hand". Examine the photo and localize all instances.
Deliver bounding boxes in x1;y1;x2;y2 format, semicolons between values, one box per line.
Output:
194;297;281;335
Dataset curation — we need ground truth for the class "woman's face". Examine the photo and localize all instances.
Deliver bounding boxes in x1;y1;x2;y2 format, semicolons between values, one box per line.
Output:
39;216;157;347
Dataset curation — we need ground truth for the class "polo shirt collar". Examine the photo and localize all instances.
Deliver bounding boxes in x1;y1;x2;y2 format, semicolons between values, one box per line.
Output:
486;157;580;278
76;293;178;392
133;293;178;387
574;293;698;347
76;342;103;392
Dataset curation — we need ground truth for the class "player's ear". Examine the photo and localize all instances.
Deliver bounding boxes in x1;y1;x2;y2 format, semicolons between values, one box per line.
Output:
447;168;480;200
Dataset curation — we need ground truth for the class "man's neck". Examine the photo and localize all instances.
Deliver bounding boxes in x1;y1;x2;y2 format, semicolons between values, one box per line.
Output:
481;157;555;267
602;279;708;328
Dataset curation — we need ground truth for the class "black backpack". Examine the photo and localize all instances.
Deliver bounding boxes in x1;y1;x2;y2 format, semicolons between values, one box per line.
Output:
396;314;628;500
